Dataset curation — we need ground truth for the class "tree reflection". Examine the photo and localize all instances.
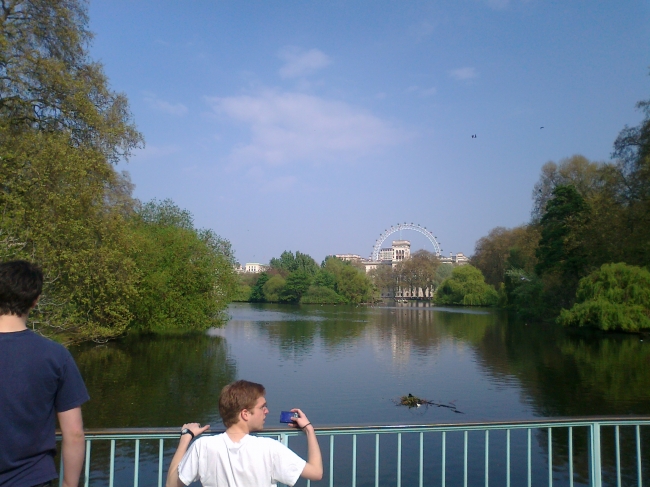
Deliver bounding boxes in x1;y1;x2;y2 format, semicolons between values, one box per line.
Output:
72;334;237;427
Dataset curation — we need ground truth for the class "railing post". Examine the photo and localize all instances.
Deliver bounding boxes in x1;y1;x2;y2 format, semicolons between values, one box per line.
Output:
590;422;602;487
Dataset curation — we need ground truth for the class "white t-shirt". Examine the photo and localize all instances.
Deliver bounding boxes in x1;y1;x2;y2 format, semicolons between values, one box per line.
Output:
178;433;307;487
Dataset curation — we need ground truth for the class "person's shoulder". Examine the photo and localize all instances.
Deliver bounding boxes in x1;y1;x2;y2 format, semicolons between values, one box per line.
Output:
251;435;286;450
15;330;68;354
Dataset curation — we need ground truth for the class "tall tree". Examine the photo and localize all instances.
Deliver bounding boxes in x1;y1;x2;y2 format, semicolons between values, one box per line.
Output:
0;0;142;161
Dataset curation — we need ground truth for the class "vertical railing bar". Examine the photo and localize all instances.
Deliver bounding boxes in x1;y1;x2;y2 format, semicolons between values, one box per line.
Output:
329;435;334;487
592;422;602;487
441;431;446;487
528;428;533;487
615;425;621;487
84;439;91;487
506;429;510;487
464;430;468;487
134;438;140;487
375;433;379;487
636;424;642;487
352;434;357;487
569;427;574;487
419;432;424;487
548;427;553;487
397;432;402;487
59;446;64;486
109;439;116;487
485;430;489;487
158;438;164;487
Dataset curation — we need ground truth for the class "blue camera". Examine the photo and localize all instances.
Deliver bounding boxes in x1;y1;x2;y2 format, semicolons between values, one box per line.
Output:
280;411;299;423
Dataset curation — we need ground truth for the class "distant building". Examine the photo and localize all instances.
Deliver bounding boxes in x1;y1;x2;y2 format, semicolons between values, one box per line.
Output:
244;263;269;274
439;252;469;265
334;254;364;263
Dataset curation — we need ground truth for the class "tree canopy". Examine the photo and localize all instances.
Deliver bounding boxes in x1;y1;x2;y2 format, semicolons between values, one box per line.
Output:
0;1;236;343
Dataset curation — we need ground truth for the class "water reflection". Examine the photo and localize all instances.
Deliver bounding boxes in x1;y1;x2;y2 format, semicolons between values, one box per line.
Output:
69;303;650;486
72;334;236;428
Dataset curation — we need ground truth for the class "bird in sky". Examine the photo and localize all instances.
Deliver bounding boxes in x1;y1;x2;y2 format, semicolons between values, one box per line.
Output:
540;126;544;129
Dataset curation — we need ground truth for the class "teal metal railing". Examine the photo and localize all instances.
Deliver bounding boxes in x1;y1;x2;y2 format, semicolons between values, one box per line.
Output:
58;417;649;487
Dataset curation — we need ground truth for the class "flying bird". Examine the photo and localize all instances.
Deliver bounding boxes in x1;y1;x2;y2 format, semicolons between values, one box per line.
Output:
540;126;544;129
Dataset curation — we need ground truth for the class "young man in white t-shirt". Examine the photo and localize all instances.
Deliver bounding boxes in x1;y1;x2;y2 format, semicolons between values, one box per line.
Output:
166;380;323;487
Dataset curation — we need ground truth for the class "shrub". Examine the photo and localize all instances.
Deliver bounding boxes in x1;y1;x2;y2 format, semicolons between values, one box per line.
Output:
558;263;650;331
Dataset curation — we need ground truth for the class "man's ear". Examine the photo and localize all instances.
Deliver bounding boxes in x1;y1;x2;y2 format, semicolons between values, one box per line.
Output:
240;409;250;422
30;295;40;310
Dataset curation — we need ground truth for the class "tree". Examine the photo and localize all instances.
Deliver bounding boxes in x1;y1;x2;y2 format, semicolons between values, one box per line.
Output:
269;250;318;275
279;271;312;303
394;250;439;298
0;0;142;162
128;200;237;333
263;275;286;302
322;256;373;303
249;273;269;302
368;264;396;296
472;225;540;288
434;265;498;306
531;155;602;222
558;263;650;331
0;130;139;342
535;185;590;280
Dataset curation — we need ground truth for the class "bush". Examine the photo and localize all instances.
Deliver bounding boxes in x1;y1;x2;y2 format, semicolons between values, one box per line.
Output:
434;265;498;306
300;286;347;304
558;263;650;331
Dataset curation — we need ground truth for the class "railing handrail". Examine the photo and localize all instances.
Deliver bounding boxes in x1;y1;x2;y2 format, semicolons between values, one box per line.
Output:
66;415;650;437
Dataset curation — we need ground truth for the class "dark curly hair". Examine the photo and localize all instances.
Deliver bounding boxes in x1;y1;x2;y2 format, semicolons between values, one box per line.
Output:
0;260;43;316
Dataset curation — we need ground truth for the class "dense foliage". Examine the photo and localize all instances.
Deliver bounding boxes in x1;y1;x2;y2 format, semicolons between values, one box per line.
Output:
434;265;499;306
558;263;650;331
237;252;375;304
471;90;650;330
0;1;236;342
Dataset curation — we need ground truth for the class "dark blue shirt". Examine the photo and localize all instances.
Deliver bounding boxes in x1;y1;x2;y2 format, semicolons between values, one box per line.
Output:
0;329;89;487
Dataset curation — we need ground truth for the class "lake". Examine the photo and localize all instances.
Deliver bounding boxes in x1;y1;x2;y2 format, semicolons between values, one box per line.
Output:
70;302;650;486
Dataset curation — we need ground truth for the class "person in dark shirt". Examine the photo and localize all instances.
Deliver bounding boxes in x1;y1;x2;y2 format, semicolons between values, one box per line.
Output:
0;261;89;487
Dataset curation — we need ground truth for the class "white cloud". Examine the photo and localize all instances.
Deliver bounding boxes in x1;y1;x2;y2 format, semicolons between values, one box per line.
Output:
449;67;478;81
207;90;408;166
143;93;188;115
278;47;332;79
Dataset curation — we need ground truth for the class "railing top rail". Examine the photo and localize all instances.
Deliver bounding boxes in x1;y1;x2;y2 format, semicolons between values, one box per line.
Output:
70;416;650;437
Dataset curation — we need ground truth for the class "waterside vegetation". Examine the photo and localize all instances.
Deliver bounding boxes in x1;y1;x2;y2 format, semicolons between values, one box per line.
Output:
236;251;374;304
471;92;650;331
0;0;236;343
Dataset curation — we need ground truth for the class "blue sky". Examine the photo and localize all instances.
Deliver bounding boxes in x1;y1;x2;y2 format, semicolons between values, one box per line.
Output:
88;0;649;265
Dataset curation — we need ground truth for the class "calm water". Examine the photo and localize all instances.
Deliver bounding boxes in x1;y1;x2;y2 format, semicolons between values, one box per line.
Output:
70;302;650;486
73;302;650;428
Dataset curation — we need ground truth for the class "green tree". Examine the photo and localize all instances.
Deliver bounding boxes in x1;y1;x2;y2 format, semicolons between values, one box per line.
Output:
269;250;319;275
263;275;286;302
279;271;312;303
0;130;139;342
558;263;650;331
323;256;373;303
472;225;540;288
128;200;237;333
0;0;142;161
434;265;498;306
531;156;603;222
249;273;269;302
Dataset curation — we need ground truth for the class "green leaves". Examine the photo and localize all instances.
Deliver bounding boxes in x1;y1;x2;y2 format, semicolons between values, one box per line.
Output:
558;263;650;331
434;265;498;306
